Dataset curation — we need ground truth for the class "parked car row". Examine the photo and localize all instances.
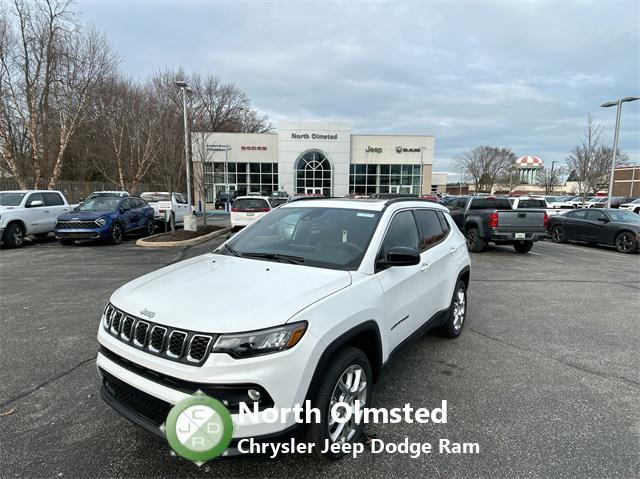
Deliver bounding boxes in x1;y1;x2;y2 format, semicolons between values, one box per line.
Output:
548;208;640;253
0;189;192;249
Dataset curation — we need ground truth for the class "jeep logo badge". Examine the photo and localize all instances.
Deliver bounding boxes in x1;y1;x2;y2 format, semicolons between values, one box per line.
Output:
140;308;156;319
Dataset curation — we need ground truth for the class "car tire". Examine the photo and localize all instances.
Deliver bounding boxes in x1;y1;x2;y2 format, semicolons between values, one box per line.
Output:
465;227;486;253
438;280;467;338
145;218;155;236
305;346;372;461
513;241;533;254
3;223;26;249
551;225;567;243
614;231;637;254
59;239;74;246
110;222;123;245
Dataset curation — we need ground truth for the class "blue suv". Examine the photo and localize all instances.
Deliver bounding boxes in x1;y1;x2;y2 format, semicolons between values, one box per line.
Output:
55;195;155;245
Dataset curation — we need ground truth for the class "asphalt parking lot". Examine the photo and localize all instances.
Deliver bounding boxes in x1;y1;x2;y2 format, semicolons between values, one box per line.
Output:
1;237;638;478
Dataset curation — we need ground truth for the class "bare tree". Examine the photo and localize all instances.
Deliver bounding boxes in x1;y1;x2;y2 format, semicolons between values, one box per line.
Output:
0;0;116;189
91;77;162;193
566;116;628;199
457;146;516;193
537;164;566;195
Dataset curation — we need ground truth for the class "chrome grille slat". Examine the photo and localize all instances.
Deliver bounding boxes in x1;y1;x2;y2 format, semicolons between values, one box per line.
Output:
148;326;167;353
166;331;187;358
187;335;212;363
133;321;149;347
103;303;215;365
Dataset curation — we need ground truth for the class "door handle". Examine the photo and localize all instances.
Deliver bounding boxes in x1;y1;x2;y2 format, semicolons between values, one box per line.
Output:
420;262;431;272
44;210;50;213
449;247;457;254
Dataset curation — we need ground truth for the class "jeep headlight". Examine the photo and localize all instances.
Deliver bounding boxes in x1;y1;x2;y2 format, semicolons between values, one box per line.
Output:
211;322;307;358
95;216;108;227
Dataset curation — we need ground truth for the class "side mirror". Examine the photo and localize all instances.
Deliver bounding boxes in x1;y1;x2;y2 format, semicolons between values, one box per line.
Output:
384;246;421;267
29;200;44;207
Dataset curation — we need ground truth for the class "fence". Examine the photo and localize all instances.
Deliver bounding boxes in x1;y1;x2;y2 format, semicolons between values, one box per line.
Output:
0;178;162;203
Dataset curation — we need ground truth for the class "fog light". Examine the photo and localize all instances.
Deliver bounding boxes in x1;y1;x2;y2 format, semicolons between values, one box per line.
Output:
248;389;261;401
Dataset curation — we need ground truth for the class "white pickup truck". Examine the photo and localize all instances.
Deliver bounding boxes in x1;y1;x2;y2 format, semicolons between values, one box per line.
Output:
140;192;191;226
0;190;72;248
508;196;565;217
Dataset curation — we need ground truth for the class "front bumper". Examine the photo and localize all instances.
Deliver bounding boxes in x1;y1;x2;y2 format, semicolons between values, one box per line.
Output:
96;325;322;442
55;226;110;240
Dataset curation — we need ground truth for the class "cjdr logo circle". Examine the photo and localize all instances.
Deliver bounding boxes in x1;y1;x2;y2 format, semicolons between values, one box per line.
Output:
164;392;233;464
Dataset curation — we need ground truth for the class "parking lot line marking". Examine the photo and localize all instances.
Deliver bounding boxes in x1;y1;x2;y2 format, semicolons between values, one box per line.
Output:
528;251;542;256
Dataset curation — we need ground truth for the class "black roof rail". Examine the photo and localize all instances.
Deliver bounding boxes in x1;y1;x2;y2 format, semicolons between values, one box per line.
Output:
286;196;342;203
384;197;441;206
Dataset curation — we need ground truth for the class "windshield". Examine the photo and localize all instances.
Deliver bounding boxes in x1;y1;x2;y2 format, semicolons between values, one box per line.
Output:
631;199;640;204
141;192;171;202
0;192;27;206
608;210;640;223
219;207;382;270
77;197;120;212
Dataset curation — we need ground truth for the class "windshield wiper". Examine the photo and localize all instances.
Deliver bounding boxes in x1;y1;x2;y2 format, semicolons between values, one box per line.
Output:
240;252;305;264
219;243;241;257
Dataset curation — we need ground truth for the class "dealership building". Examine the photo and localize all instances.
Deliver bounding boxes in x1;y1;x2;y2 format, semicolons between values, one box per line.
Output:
191;121;435;203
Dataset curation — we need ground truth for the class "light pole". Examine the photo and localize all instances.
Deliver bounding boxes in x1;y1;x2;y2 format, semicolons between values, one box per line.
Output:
549;160;557;195
459;166;463;195
176;80;193;210
601;96;639;207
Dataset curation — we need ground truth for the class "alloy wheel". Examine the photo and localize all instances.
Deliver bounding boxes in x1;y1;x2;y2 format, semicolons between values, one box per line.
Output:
13;227;24;247
453;287;466;330
616;233;634;253
552;227;564;242
112;224;122;242
328;365;368;445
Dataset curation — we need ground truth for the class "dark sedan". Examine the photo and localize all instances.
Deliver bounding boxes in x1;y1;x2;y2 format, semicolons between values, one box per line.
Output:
548;208;640;253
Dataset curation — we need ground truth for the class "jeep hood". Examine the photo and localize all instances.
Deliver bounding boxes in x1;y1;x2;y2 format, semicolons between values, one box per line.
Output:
110;253;352;333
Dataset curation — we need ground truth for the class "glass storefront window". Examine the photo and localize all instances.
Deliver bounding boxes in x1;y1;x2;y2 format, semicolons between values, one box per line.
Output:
205;162;279;202
348;164;422;196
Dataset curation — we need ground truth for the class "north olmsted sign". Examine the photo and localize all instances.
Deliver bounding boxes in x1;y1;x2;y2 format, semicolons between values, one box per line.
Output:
291;132;338;140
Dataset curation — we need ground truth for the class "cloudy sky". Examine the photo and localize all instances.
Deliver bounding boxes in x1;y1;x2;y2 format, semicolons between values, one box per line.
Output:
76;0;639;178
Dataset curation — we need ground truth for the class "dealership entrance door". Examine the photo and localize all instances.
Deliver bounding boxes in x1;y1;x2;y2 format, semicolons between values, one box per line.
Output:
295;150;332;196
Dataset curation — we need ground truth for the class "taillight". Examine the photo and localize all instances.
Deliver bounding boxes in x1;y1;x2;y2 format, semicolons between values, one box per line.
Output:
488;212;499;229
231;207;240;212
543;212;549;230
260;207;270;212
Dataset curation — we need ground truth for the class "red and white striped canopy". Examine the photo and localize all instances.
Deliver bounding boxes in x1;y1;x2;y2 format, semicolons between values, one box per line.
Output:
515;156;543;168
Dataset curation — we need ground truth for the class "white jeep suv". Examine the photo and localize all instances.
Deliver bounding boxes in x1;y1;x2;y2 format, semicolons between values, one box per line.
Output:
96;198;471;458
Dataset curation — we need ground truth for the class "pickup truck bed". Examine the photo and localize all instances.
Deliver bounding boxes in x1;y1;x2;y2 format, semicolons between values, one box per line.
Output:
448;196;548;253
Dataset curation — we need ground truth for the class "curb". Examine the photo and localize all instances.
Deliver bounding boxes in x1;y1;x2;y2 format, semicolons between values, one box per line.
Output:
136;227;231;248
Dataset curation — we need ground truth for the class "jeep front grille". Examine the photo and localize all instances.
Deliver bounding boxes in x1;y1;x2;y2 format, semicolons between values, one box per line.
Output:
56;220;98;229
102;304;215;366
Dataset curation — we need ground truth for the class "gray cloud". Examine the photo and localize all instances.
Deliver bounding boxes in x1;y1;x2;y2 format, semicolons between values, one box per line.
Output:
78;0;639;178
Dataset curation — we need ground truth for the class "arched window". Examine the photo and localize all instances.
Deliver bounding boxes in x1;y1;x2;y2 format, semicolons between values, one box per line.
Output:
295;151;332;196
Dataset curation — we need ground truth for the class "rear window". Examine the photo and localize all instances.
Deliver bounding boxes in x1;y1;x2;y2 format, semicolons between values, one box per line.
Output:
516;199;546;208
232;198;270;211
469;198;512;210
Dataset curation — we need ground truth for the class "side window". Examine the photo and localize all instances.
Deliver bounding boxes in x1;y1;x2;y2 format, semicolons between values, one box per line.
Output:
437;211;451;235
120;199;132;211
26;192;44;207
42;192;64;206
586;209;606;222
455;198;468;209
569;209;588;219
178;194;187;204
381;211;420;254
414;209;446;251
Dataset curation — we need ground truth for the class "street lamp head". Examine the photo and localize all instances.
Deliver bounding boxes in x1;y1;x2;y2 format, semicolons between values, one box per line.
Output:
175;80;188;88
601;97;639;108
